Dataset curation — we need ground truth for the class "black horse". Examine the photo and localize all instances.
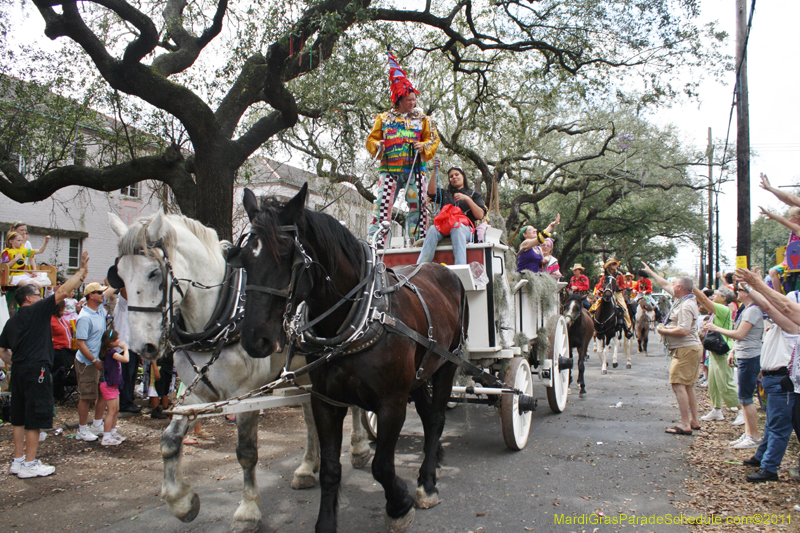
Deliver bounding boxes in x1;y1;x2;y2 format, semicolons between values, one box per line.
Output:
592;276;629;374
562;293;594;395
229;185;468;533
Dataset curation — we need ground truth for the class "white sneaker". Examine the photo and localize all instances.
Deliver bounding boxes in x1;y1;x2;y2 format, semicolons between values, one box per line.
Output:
16;459;55;478
731;411;745;426
101;434;123;446
88;424;104;436
700;409;724;421
111;431;126;442
732;435;759;449
698;380;708;388
76;427;99;442
729;433;747;446
9;456;25;475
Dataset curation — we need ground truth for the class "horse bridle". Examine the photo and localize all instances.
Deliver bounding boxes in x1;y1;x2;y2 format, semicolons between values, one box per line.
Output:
240;224;314;333
125;240;186;354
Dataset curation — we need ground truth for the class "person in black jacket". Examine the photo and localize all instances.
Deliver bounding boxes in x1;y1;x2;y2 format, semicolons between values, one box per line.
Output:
0;251;89;478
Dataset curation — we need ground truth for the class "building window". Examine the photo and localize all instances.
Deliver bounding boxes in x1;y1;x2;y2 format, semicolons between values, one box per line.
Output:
74;144;87;166
121;183;140;198
68;238;82;269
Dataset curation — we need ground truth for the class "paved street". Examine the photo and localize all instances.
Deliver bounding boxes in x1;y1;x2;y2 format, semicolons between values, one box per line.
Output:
96;333;694;533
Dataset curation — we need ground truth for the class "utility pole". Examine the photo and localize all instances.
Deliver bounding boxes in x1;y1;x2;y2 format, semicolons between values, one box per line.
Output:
707;127;714;286
715;200;720;289
736;0;751;267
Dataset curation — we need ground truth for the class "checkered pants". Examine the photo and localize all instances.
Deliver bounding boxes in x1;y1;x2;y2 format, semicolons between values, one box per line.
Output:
367;172;428;247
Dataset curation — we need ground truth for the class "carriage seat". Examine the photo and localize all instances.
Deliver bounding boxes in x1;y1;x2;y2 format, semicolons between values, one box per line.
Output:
0;263;58;288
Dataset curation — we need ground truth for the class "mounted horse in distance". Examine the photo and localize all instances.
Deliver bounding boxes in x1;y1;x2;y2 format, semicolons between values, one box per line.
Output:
108;210;370;533
590;260;632;374
229;185;469;533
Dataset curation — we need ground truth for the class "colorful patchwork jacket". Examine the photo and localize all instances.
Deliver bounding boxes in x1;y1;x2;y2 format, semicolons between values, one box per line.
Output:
366;109;439;175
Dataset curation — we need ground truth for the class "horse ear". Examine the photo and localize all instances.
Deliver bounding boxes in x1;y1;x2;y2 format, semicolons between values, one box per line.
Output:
147;210;166;241
108;212;128;238
283;183;308;222
243;188;259;222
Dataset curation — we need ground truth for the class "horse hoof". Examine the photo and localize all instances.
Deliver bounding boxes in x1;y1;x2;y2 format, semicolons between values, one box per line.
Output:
626;363;632;369
386;507;416;533
351;450;372;470
414;487;441;509
579;390;587;397
176;493;201;523
291;473;316;490
601;369;607;375
612;362;618;368
229;520;261;533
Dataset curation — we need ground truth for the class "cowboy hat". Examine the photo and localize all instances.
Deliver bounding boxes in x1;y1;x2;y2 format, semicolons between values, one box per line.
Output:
571;263;585;272
603;258;620;270
624;272;634;277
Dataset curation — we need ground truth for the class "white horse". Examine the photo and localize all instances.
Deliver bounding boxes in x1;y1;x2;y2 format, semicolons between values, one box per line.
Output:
109;211;371;533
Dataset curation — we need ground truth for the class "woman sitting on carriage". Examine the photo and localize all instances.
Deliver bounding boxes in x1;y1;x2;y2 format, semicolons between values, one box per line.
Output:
516;214;560;273
416;166;485;265
589;258;634;338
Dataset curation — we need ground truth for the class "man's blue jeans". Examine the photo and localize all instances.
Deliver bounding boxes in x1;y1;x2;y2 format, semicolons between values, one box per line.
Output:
754;374;795;474
416;225;472;265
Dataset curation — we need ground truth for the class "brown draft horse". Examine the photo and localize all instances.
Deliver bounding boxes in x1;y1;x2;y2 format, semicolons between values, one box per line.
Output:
562;293;594;395
229;185;468;533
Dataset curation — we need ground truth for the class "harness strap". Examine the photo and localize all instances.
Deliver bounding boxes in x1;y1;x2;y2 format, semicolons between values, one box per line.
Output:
379;263;425;296
179;339;226;400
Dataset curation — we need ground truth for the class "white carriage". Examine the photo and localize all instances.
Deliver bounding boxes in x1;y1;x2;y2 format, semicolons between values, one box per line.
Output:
377;232;571;450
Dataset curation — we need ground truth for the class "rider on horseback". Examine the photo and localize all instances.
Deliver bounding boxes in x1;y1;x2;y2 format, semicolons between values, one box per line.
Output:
590;258;634;338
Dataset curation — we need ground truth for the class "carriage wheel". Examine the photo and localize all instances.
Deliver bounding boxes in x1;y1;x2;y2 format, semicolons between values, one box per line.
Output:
546;316;571;413
361;410;378;442
500;357;534;451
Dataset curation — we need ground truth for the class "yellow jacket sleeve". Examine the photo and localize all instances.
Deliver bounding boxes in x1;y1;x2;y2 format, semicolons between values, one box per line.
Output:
419;116;440;162
365;114;385;158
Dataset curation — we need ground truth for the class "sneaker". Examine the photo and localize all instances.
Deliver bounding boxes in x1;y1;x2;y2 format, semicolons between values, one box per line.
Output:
698;380;708;388
732;435;759;449
731;411;745;426
729;433;747;446
700;409;724;421
111;431;126;442
88;424;104;436
9;456;25;475
16;459;55;478
794;505;800;512
76;427;99;442
101;434;123;446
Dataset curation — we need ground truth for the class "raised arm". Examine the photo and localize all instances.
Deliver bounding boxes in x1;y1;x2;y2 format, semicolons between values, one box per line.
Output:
641;262;674;296
759;206;800;235
760;173;800;209
35;235;50;256
692;286;715;315
744;285;799;334
56;251;88;305
736;267;800;326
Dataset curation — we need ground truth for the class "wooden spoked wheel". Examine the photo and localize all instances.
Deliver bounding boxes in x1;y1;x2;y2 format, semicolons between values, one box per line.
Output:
500;357;534;450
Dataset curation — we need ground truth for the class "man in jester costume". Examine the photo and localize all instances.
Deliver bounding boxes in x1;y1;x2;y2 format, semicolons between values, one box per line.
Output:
590;258;634;338
366;51;440;246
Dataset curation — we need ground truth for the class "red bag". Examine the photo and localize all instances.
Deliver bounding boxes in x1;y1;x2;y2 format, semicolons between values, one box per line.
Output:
434;204;474;236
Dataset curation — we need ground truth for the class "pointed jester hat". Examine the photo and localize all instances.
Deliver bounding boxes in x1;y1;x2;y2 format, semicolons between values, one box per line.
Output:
387;51;418;105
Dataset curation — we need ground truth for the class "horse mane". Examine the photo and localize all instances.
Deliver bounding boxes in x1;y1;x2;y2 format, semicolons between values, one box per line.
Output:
251;197;364;272
118;213;227;264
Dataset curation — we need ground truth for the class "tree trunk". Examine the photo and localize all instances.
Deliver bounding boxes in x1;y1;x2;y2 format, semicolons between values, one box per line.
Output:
191;146;235;241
